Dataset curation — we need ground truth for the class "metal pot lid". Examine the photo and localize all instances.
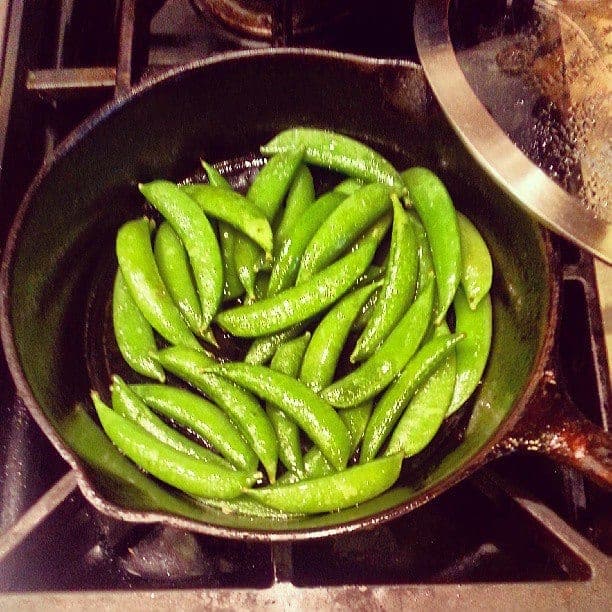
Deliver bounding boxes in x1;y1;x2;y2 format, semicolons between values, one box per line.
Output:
414;0;611;264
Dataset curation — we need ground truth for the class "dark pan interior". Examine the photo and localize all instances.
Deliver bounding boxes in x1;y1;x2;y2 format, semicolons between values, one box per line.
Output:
2;50;552;538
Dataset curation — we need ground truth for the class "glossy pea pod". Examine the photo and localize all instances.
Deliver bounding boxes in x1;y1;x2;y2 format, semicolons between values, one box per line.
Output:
296;182;391;284
447;286;493;416
407;210;435;296
112;269;165;382
274;164;315;251
93;395;257;500
267;190;345;296
322;279;435;408
216;236;380;338
456;211;493;310
115;218;201;351
351;194;418;363
138;180;223;332
154;346;278;481
300;281;382;393
245;213;388;362
334;177;364;195
181;184;273;255
247;453;403;514
401;167;461;324
201;161;244;302
267;333;311;475
192;494;304;519
199;362;352;471
129;384;257;472
261;127;405;193
359;329;465;463
153;221;203;338
234;150;304;299
108;375;229;467
386;322;458;457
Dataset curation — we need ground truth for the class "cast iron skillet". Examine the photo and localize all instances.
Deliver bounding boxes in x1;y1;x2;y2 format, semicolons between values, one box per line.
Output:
1;49;610;540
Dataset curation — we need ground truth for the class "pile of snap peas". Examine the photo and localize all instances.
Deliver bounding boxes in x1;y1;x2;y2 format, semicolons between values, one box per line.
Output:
92;127;493;518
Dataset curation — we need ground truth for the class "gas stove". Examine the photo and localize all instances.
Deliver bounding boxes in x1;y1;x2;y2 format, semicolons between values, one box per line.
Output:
0;0;610;607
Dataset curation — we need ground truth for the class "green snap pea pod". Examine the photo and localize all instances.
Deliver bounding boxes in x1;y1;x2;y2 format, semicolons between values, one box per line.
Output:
386;322;458;457
154;221;203;337
267;190;345;297
129;384;257;472
216;239;379;338
322;279;435;408
218;221;245;302
274;164;315;251
154;347;277;480
354;264;386;288
360;330;465;463
234;150;304;299
334;177;364;195
261;128;404;192
351;195;419;363
246;453;403;514
401;167;461;324
139;180;223;331
199;362;351;471
351;289;379;332
280;401;374;484
300;281;382;393
181;184;273;255
456;211;493;310
267;333;311;475
93;394;256;499
296;183;391;284
109;375;228;466
447;286;493;416
116;218;201;351
244;325;304;365
112;270;165;382
407;210;434;296
201;161;244;302
192;495;304;519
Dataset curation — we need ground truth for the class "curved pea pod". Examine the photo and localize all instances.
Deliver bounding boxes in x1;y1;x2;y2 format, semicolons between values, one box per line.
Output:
129;384;258;472
154;346;277;480
116;218;201;351
401;167;461;324
138;180;223;331
193;495;304;519
296;183;391;284
181;184;273;255
300;281;382;393
108;375;227;466
216;240;379;338
274;164;315;251
267;333;311;475
386;323;458;458
201;162;244;302
247;453;403;514
261;128;405;193
456;211;493;310
360;330;465;463
407;210;434;297
267;190;345;296
447;286;493;416
234;150;304;298
280;401;374;485
154;221;203;336
112;270;165;382
93;395;256;500
351;195;418;363
321;279;435;408
199;362;351;471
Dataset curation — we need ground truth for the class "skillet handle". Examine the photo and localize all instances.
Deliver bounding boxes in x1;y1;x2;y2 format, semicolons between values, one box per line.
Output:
501;376;612;490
